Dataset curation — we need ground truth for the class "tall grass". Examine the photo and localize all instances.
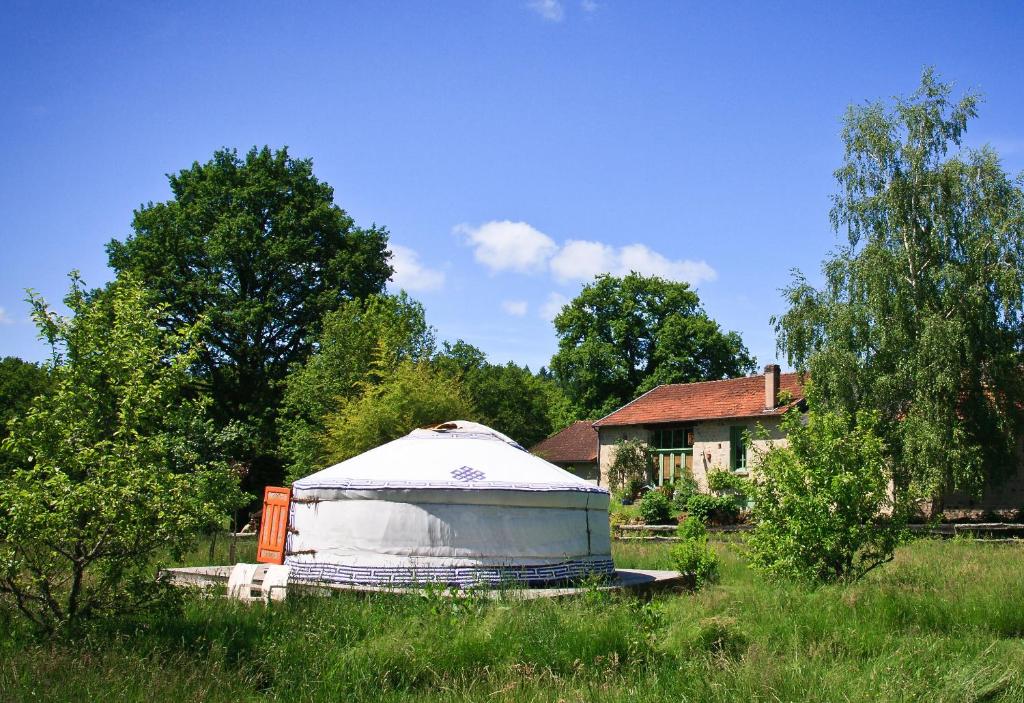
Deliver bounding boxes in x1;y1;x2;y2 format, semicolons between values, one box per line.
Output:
3;538;1024;701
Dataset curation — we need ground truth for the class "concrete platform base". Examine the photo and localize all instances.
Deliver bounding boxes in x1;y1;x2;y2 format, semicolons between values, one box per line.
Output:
160;565;689;599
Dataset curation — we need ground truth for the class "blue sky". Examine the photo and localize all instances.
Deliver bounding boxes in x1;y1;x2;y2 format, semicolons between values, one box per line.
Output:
2;1;1023;372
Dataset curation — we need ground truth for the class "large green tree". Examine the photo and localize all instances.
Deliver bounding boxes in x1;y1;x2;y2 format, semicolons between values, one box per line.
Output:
0;275;243;633
775;69;1024;507
434;341;572;448
107;146;392;489
280;292;436;480
550;273;756;418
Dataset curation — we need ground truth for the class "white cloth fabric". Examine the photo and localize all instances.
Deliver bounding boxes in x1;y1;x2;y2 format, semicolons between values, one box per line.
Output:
286;421;613;586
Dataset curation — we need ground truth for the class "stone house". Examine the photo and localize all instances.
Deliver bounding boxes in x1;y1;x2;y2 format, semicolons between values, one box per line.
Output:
592;365;1024;519
530;420;600;484
593;365;804;490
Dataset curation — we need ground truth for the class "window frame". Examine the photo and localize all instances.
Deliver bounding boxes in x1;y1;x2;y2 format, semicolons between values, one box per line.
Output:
729;425;748;473
649;425;694;486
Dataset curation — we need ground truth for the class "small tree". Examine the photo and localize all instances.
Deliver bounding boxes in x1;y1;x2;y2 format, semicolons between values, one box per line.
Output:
670;517;719;588
315;358;477;470
280;292;436;478
0;275;245;633
607;438;653;499
747;403;906;583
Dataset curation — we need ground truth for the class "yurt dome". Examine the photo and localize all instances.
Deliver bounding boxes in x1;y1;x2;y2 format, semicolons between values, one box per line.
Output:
286;421;613;587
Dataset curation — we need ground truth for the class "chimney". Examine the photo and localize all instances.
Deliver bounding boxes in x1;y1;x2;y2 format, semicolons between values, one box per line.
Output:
764;364;781;409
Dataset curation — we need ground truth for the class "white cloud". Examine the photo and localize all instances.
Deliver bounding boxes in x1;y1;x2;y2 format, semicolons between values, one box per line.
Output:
540;292;569;321
0;307;13;325
549;240;617;282
528;0;564;21
502;300;528;317
580;0;598;12
549;240;717;286
456;219;718;287
618;244;718;285
389;244;445;292
455;220;557;274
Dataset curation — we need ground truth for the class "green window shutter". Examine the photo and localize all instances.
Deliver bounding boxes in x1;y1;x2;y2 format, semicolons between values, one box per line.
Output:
729;426;746;470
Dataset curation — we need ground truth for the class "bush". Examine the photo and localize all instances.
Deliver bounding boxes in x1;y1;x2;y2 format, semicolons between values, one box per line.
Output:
686;493;740;525
670;536;719;587
676;516;708;541
747;405;906;583
608;439;653;499
637;490;672;524
706;469;749;494
671;474;699;512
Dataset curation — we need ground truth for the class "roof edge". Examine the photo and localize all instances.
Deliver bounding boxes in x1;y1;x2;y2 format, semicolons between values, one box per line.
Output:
594;398;805;428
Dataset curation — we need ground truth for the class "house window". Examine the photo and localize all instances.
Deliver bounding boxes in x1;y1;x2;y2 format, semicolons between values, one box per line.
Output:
650;426;694;486
730;426;747;472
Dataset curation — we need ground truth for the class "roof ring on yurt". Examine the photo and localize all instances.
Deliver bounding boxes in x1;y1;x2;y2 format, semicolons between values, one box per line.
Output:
286;420;614;587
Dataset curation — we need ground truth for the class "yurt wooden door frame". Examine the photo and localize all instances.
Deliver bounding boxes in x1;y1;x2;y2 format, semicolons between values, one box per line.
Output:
257;486;291;565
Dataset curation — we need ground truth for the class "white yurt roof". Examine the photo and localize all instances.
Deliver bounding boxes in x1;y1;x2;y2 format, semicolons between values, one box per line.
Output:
292;420;607;495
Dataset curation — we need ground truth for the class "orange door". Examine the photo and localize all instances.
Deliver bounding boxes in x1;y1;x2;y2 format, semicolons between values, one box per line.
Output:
256;486;291;564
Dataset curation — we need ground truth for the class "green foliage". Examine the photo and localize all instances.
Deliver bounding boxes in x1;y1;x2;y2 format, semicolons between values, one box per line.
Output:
0;356;51;478
607;438;653;498
686;493;740;524
671;473;699;511
0;275;245;633
773;69;1024;507
8;540;1024;700
748;404;906;583
637;490;672;524
549;273;756;418
434;340;569;447
669;518;719;587
706;469;750;494
107;146;392;479
676;515;708;541
316;359;476;468
280;292;435;477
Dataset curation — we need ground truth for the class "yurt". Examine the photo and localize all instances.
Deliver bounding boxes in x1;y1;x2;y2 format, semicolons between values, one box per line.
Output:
285;421;613;587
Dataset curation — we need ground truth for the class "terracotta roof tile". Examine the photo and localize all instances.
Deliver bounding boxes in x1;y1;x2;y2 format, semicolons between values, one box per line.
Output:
593;372;805;427
531;421;598;463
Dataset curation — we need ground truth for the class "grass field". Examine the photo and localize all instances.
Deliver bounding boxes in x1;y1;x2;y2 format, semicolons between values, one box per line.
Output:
3;537;1024;702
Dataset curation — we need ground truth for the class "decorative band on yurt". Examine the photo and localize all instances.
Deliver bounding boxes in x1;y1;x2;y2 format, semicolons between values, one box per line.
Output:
286;556;616;587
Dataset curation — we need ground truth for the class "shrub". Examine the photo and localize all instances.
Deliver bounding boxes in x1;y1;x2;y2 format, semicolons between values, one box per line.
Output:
637;490;672;525
706;469;749;494
676;516;708;541
747;405;906;583
671;474;699;512
608;439;654;499
670;536;719;587
686;493;740;525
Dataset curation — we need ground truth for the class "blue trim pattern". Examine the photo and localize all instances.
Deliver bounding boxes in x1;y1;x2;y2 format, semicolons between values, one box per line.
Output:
285;556;615;587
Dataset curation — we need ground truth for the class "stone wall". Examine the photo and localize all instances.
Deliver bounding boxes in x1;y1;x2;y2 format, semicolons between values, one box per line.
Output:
597;425;651;487
690;418;787;490
597;417;789;489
